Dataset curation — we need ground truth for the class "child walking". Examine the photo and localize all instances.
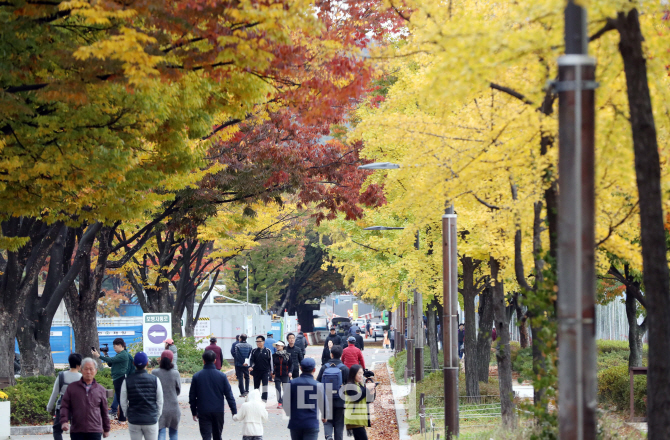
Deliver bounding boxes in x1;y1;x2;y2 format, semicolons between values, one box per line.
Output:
233;389;268;440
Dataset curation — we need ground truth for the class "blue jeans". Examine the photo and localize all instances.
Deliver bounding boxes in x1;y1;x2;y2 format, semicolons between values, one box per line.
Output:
290;428;319;440
157;427;178;440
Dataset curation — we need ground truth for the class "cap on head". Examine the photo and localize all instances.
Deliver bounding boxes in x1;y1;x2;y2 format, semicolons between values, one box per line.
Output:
330;327;336;331
273;340;286;349
164;338;174;345
161;350;174;361
134;352;149;367
348;336;356;343
356;329;361;333
267;332;273;336
300;358;316;371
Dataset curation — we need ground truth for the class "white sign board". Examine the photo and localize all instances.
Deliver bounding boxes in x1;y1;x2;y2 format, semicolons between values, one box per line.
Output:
143;313;172;358
194;317;211;349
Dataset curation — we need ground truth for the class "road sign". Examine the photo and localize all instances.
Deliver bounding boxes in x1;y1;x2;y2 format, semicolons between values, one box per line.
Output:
143;313;172;358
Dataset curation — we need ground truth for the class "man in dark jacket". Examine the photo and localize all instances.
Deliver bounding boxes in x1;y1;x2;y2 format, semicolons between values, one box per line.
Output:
231;335;240;359
248;335;273;402
233;334;252;397
316;345;349;440
205;337;224;370
189;350;237;440
60;357;110;440
458;324;465;359
120;352;163;440
354;329;365;351
324;327;342;349
295;332;307;350
91;337;132;422
284;358;328;440
285;333;304;379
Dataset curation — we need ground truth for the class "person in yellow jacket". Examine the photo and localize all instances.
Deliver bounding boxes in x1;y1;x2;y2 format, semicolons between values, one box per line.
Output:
343;365;375;440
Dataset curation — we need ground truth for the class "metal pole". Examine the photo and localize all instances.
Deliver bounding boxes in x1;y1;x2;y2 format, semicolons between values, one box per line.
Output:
557;2;597;439
442;207;459;438
407;301;414;381
415;288;424;381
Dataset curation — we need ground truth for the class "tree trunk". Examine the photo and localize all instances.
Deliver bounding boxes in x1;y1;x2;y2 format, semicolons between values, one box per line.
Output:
67;295;100;364
461;256;481;400
426;299;440;371
490;257;516;428
625;282;646;368
476;285;494;382
17;283;55;376
616;10;670;438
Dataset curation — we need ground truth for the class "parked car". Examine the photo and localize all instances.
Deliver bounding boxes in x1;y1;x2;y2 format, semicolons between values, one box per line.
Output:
372;322;385;338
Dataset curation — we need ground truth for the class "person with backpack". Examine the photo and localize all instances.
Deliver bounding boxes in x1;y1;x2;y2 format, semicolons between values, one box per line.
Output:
285;333;304;380
248;335;273;402
233;334;252;397
92;337;132;422
316;345;349;440
295;332;307;351
271;341;292;409
231;335;240;359
47;353;83;440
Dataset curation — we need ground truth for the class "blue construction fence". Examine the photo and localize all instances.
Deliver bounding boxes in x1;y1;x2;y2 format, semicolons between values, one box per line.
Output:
15;325;143;364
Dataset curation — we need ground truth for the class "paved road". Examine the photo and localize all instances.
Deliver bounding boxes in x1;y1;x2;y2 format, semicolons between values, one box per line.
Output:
15;339;393;440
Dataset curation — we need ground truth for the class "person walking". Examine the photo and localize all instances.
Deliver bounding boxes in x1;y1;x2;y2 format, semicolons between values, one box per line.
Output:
285;333;304;380
189;350;237;440
164;339;178;369
316;345;348;440
388;326;395;351
91;337;132;422
458;324;465;359
152;351;181;440
348;323;360;336
232;389;268;440
233;334;252;397
324;327;342;349
121;352;163;440
205;337;225;370
365;321;371;339
231;335;240;359
295;332;307;351
344;365;375;440
264;332;277;354
353;329;364;351
59;357;110;440
48;353;82;440
248;335;273;402
271;341;292;409
341;337;365;369
284;358;328;440
321;340;334;366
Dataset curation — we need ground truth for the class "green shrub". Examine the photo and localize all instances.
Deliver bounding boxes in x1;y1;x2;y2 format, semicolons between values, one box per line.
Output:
511;347;533;382
598;364;646;415
126;336;228;376
596;340;648;356
5;376;54;426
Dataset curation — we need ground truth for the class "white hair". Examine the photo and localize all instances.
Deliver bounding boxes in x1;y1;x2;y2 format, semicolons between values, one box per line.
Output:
81;357;98;370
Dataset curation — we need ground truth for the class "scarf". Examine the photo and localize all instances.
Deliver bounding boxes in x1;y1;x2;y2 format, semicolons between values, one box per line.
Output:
276;349;290;362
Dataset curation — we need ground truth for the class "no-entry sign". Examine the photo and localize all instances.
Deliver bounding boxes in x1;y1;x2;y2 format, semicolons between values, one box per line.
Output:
143;313;172;358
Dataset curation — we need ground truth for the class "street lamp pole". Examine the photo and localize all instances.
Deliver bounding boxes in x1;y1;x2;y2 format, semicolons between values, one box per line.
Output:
442;205;459;437
242;265;249;333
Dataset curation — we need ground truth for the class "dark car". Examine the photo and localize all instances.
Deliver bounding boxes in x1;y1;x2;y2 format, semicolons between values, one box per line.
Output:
331;317;351;337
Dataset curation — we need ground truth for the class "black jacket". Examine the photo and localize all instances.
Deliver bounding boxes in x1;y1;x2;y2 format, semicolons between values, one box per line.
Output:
273;351;293;377
285;344;304;375
189;364;237;416
354;334;364;351
324;334;342;348
249;347;273;375
125;370;159;425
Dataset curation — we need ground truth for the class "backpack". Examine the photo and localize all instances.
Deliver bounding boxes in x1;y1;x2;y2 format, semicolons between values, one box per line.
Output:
55;372;71;410
321;363;343;397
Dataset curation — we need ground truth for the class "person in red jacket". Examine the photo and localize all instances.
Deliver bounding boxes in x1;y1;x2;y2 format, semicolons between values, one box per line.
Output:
205;337;224;370
341;337;365;369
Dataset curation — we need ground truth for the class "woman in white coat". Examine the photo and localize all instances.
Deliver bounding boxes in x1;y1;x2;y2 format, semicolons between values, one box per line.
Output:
232;389;268;440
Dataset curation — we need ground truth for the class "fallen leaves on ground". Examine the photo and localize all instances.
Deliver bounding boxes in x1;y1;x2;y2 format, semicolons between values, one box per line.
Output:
368;364;399;440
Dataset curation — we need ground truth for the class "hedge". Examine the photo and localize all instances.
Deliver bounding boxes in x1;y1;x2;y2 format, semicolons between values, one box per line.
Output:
128;336;229;376
598;364;646;416
5;370;114;426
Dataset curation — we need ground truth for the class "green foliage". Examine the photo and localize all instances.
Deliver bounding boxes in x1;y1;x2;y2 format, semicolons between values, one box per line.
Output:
512;347;533;382
597;339;648;355
598;365;647;416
